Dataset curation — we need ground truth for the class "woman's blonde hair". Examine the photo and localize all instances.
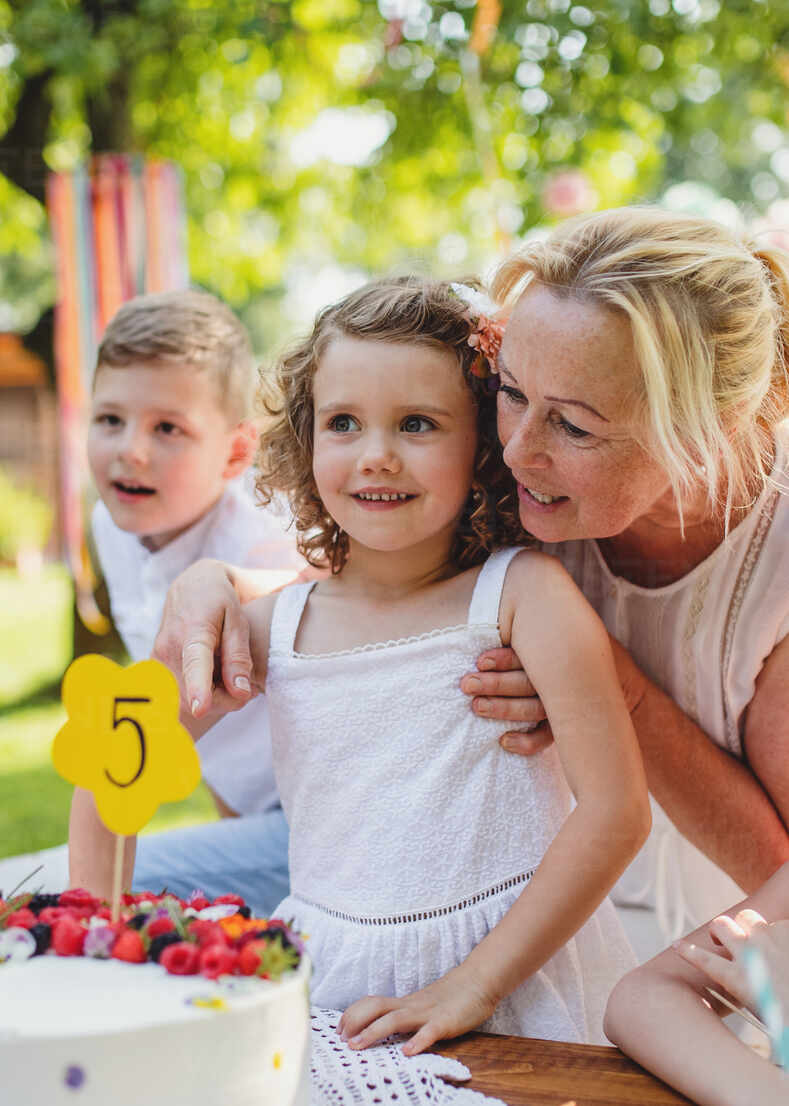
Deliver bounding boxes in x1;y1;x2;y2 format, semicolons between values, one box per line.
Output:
256;275;524;571
492;207;789;528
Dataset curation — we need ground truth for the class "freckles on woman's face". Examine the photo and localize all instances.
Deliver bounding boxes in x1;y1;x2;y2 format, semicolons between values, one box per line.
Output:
496;285;673;543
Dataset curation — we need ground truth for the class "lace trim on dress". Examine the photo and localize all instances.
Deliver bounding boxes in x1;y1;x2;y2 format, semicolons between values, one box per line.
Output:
293;868;536;925
720;488;780;755
681;571;711;727
271;622;499;661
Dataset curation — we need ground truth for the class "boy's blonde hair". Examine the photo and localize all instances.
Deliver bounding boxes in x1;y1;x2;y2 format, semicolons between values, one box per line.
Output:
96;290;255;421
492;207;789;529
256;275;524;572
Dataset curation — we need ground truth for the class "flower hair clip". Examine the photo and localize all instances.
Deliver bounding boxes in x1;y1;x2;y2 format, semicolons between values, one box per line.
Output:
450;283;506;381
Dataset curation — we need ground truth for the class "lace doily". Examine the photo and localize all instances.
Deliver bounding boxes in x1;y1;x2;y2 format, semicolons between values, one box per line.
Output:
310;1008;507;1106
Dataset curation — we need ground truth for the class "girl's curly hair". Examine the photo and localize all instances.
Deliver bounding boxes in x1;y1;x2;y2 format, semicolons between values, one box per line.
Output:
256;275;525;572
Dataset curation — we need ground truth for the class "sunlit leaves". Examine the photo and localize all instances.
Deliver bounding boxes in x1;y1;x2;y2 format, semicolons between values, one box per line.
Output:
0;0;788;341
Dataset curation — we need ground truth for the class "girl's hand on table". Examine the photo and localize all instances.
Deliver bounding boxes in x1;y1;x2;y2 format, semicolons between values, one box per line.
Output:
462;635;648;755
338;969;498;1056
678;910;789;1018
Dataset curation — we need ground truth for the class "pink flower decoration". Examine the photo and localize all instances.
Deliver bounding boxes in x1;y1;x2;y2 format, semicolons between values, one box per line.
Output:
450;283;507;378
467;315;506;376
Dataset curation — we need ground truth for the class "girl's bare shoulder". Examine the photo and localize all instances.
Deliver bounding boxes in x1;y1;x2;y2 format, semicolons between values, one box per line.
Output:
501;547;577;599
498;548;595;643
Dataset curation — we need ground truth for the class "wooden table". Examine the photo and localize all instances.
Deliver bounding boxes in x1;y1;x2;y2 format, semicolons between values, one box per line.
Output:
438;1033;693;1105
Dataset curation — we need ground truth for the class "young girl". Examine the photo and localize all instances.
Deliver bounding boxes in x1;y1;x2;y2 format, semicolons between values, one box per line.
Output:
190;276;651;1051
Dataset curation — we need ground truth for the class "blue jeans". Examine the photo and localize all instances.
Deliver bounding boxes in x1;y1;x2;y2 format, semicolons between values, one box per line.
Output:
132;805;290;916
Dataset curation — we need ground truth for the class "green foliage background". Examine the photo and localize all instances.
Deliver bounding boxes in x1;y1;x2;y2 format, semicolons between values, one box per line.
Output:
0;0;787;859
0;0;788;349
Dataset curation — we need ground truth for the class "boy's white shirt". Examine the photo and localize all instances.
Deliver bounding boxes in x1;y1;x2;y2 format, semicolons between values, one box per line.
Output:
91;474;303;815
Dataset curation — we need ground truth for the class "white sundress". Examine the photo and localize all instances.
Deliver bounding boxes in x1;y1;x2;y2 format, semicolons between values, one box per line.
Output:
266;547;636;1044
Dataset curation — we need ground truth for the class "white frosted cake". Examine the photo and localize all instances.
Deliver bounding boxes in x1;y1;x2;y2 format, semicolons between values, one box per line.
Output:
0;955;310;1106
0;890;310;1106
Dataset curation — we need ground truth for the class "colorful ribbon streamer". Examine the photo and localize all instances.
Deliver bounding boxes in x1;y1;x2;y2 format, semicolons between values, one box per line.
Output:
46;156;189;632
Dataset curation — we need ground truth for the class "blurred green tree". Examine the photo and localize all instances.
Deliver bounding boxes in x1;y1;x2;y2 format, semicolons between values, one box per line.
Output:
0;0;787;350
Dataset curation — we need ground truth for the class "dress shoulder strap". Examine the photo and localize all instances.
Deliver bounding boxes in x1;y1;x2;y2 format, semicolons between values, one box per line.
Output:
467;546;524;626
268;581;316;654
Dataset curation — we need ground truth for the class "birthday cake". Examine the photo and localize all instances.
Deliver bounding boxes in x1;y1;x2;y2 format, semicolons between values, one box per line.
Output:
0;889;311;1106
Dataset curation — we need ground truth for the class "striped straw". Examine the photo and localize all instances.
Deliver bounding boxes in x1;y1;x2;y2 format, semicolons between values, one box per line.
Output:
742;943;789;1070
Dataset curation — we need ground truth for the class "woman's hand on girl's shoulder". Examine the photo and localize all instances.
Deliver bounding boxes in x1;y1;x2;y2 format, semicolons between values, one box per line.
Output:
461;551;576;753
461;554;649;752
460;646;553;750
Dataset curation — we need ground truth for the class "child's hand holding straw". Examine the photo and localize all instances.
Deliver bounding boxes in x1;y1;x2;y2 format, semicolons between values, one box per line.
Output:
678;910;789;1068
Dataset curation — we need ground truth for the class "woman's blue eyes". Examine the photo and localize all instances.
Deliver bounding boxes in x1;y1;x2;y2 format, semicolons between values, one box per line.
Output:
499;386;590;439
328;414;435;433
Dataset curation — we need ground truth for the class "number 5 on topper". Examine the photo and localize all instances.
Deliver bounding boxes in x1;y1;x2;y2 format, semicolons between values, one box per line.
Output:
52;655;201;836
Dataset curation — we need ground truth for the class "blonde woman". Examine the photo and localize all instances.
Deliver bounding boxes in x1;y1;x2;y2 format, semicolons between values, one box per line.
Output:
469;206;789;938
153;207;789;935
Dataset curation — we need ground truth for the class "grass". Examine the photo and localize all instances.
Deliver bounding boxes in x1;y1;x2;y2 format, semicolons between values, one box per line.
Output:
0;565;72;708
0;564;217;860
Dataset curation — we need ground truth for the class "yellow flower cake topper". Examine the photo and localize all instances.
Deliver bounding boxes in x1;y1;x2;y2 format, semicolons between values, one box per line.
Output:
52;655;201;836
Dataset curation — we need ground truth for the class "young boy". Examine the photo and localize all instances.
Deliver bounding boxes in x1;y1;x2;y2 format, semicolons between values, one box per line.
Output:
69;290;303;911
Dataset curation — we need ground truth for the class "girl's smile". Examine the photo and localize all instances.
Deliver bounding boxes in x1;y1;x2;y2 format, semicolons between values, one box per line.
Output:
350;486;416;508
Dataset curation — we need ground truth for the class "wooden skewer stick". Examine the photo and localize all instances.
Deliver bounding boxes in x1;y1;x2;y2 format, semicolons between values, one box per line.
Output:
110;834;125;923
705;987;770;1036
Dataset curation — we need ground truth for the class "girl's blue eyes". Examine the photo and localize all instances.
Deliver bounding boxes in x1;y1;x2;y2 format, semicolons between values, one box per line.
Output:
328;414;435;433
498;386;590;440
328;414;360;433
401;415;435;433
